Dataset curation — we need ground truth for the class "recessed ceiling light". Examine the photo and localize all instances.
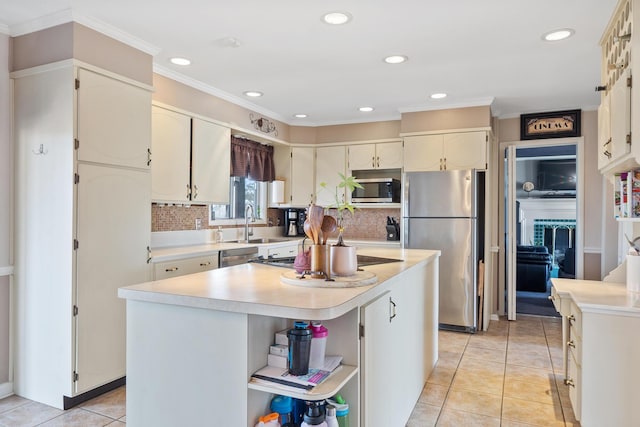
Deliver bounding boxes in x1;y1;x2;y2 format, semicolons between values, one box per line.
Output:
430;93;447;99
359;107;374;112
542;29;575;41
243;91;263;97
294;114;308;118
170;57;191;66
323;11;352;25
384;55;408;64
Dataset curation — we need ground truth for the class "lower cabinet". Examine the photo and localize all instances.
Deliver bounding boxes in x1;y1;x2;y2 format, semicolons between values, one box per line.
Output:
153;254;218;280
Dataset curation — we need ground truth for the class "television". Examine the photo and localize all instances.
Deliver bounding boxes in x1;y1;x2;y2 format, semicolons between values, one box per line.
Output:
537;159;576;191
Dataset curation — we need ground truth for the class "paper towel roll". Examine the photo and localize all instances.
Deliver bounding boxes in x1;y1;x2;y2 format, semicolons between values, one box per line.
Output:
270;180;284;204
626;255;640;292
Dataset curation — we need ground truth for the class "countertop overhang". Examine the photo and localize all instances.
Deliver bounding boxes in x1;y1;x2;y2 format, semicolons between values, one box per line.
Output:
552;278;640;316
119;247;439;320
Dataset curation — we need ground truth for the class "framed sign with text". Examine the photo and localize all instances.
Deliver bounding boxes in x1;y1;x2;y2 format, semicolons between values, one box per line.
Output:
520;109;581;140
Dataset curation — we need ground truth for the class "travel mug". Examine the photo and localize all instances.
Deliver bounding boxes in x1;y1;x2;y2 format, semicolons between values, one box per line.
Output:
287;321;312;375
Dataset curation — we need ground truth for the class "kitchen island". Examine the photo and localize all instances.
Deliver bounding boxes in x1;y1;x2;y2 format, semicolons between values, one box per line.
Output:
118;247;439;427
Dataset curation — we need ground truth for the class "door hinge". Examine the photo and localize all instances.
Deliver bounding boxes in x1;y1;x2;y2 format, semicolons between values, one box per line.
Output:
73;371;79;382
627;75;632;88
73;305;78;316
73;239;79;250
486;134;489;142
627;132;632;145
74;173;80;184
74;138;79;150
75;79;80;90
359;324;364;338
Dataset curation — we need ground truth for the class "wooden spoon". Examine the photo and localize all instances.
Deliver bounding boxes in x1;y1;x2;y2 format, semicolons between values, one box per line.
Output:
303;220;315;244
321;215;337;245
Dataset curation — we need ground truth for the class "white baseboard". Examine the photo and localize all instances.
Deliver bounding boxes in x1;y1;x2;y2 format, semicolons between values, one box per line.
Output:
0;382;14;399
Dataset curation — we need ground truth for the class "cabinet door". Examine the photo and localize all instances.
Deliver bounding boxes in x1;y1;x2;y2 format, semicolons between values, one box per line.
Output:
290;146;315;206
348;144;376;170
376;142;403;169
609;72;631;162
271;145;292;207
403;135;442;172
153;255;218;280
444;132;487;170
75;163;151;393
151;107;191;202
597;93;612;170
191;118;231;204
77;68;151;169
316;146;346;207
360;291;394;427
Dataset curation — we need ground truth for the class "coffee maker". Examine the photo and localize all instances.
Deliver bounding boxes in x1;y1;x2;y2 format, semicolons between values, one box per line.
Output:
283;208;306;237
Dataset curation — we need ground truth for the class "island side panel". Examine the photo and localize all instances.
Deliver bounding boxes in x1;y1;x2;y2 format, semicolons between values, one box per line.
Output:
126;299;248;427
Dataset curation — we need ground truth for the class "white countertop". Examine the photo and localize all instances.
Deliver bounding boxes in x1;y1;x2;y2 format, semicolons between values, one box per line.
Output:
119;247;439;320
552;278;640;316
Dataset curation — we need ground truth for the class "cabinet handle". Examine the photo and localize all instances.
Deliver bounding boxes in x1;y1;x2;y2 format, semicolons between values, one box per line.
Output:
186;184;192;199
199;261;211;267
376;156;380;168
567;340;575;348
547;295;554;302
443;157;447;170
567;314;575;325
372;156;375;168
389;297;397;322
193;185;198;199
147;148;152;166
564;378;575;387
165;267;179;272
146;246;152;264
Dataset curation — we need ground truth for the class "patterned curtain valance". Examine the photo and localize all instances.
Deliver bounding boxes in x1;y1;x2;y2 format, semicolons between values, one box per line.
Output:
230;136;275;182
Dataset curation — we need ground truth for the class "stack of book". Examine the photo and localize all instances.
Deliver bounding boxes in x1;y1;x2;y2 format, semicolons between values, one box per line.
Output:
615;171;640;218
250;356;342;394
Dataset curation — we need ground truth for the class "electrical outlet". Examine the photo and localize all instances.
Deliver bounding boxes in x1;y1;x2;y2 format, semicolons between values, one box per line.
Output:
195;218;202;230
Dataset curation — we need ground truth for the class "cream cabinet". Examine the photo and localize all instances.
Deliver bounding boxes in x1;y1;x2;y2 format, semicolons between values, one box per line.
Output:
316;146;346;207
551;280;640;427
598;71;631;170
290;146;316;207
348;142;402;170
151;106;231;204
153;254;218;280
404;131;487;172
13;63;152;408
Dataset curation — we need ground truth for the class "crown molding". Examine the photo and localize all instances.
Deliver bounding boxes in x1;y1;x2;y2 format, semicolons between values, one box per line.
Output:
398;97;495;114
9;8;73;36
153;64;289;124
74;13;160;56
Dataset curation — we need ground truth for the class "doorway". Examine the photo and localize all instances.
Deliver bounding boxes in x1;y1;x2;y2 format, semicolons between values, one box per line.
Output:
501;138;584;320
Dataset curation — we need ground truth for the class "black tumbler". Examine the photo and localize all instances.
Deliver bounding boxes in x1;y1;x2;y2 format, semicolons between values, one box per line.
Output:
288;321;312;375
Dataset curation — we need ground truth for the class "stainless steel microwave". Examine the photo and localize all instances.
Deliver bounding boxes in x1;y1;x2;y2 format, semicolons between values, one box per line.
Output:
352;178;401;203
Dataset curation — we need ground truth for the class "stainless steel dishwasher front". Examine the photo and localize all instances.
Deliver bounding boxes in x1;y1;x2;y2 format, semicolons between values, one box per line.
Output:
218;246;259;267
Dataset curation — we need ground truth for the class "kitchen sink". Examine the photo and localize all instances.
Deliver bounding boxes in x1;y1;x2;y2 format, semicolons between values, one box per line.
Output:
233;237;293;244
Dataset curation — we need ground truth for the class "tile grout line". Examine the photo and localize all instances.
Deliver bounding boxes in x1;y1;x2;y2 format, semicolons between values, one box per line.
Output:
433;333;471;426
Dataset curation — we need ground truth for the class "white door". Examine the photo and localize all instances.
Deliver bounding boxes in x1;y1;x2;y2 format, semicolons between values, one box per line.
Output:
191;118;231;204
609;71;631;162
75;163;151;393
444;132;487;170
290;146;315;206
348;144;376;170
151;107;191;202
316;146;346;207
77;68;151;169
360;291;393;427
506;147;517;320
403;135;442;171
376;142;403;169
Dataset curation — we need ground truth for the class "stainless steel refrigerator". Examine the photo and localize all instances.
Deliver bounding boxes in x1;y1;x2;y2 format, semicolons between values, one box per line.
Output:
403;170;484;332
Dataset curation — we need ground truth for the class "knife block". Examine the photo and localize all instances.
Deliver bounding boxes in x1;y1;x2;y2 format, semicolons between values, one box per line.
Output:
386;224;400;241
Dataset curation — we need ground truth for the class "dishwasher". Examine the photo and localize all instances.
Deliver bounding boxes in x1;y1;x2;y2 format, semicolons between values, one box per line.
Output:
218;246;259;267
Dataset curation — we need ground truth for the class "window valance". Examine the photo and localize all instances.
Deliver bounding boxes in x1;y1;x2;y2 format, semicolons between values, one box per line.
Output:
230;136;275;182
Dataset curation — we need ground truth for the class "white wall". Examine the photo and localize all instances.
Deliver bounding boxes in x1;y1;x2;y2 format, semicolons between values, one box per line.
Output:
0;32;12;389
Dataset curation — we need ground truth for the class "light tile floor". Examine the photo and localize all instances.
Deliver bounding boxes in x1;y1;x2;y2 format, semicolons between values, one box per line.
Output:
0;315;574;426
407;315;578;427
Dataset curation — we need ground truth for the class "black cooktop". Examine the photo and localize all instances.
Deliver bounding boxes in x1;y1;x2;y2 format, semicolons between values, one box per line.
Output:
251;254;403;268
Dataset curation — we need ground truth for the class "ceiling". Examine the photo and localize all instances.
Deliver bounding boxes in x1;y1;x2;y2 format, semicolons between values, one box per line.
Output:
0;0;618;126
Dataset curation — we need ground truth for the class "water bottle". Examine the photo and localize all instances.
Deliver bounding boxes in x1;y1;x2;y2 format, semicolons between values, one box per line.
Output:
325;405;339;427
326;395;349;427
301;401;327;427
308;322;328;369
254;412;281;427
288;321;312;375
216;226;224;243
270;395;294;427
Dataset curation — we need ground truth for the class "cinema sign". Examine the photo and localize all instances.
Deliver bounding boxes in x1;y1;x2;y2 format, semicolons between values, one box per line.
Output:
520;109;581;140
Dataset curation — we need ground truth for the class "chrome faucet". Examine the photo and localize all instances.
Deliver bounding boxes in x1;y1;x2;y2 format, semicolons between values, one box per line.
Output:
244;204;255;242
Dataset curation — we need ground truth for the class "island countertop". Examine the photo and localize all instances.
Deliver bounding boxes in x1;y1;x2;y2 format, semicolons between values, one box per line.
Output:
118;247;439;320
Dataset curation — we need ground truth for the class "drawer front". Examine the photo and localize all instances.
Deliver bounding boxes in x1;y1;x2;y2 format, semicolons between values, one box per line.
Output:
567;329;582;366
267;244;299;259
567;351;582;421
154;255;218;280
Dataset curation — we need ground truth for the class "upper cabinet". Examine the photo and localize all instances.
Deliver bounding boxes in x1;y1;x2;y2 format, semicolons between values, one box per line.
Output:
348;141;402;170
316;146;346;207
151;105;231;204
290;146;315;207
77;69;151;169
598;0;636;175
404;131;487;172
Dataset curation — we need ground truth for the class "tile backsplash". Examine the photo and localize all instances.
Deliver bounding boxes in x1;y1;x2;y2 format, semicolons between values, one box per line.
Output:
152;204;401;241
